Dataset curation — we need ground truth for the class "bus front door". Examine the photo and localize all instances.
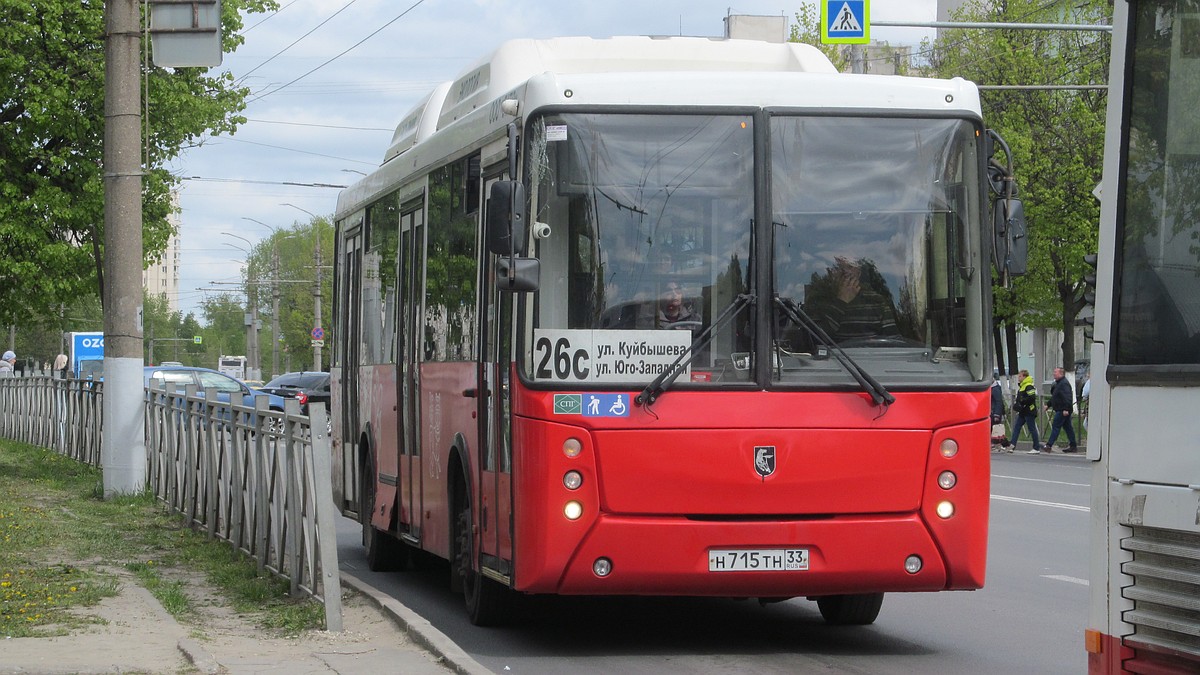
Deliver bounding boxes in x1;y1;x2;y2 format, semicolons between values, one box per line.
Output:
477;175;514;581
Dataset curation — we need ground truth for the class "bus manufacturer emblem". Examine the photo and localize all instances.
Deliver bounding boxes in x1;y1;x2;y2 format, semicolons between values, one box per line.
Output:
754;446;776;479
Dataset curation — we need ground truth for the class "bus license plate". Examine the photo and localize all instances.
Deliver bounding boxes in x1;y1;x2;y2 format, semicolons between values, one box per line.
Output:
708;548;809;572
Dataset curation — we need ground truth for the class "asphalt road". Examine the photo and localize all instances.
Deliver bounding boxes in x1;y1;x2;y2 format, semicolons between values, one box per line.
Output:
338;451;1090;674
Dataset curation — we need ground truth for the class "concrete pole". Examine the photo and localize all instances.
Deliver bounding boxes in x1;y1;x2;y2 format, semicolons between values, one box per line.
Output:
102;0;146;496
246;267;260;381
272;244;280;379
313;234;323;371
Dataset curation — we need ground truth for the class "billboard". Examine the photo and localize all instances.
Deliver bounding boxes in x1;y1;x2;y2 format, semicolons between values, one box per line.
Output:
69;332;105;378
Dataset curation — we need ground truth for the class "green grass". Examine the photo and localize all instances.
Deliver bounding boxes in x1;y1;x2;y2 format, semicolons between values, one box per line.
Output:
0;438;324;637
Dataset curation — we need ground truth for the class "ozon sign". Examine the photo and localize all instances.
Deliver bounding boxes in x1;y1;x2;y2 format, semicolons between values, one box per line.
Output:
69;332;105;376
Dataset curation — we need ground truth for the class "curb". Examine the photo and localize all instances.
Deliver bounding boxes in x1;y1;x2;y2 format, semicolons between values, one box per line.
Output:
340;571;492;675
177;637;222;674
125;584;221;674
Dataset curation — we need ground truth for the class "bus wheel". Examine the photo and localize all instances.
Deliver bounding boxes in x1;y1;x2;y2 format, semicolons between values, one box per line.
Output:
453;483;509;626
816;593;884;625
361;463;406;572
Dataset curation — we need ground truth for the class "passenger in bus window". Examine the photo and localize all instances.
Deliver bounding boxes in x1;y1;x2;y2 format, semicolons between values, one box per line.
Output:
805;257;899;344
657;281;702;332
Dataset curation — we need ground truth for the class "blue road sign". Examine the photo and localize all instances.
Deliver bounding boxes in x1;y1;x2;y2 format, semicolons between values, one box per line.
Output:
823;0;869;44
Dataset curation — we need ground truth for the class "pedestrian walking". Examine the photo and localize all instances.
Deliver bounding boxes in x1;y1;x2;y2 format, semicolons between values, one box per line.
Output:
0;350;15;376
1044;366;1079;452
1009;369;1043;453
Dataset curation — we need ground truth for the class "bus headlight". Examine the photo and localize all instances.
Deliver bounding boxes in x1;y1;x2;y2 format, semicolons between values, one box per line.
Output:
936;500;955;519
563;470;583;490
937;471;957;490
563;437;582;458
939;438;959;458
905;555;923;574
564;501;583;520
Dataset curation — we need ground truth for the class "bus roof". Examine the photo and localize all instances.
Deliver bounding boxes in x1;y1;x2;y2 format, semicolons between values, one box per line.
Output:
339;36;981;220
383;36;838;163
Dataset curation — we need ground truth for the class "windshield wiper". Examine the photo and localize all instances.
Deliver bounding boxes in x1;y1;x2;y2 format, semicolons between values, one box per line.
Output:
774;296;894;408
636;293;754;406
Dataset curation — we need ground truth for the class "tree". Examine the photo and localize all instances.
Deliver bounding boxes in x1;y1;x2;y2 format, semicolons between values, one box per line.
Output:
0;0;277;326
789;2;849;70
200;293;247;364
926;0;1110;370
242;217;334;373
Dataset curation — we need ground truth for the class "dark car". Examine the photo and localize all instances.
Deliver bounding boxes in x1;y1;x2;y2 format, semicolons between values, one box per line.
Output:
143;365;288;429
257;371;331;416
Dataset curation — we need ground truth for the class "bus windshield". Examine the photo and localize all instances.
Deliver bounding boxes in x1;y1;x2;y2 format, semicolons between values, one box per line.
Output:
771;116;983;386
522;112;985;387
524;112;755;386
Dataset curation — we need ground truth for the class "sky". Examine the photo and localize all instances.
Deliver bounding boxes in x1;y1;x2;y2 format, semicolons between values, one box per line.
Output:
168;0;939;318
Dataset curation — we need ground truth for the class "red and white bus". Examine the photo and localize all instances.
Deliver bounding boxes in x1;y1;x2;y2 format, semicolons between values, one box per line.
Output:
1085;0;1200;671
330;36;1022;626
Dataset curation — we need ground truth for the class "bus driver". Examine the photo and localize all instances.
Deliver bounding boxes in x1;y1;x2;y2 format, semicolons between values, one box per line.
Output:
657;281;702;331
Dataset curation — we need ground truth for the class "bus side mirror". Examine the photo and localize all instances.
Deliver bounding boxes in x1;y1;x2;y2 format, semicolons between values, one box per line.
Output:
993;196;1028;277
486;181;527;256
497;256;540;292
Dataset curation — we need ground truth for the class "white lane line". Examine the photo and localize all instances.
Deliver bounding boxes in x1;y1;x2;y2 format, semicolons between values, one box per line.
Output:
993;473;1088;488
1042;574;1089;586
990;494;1090;512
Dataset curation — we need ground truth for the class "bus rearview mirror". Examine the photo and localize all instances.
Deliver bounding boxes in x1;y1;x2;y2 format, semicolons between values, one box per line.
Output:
487;181;527;256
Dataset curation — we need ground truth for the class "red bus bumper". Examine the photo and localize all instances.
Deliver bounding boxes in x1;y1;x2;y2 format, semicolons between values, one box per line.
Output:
517;513;966;596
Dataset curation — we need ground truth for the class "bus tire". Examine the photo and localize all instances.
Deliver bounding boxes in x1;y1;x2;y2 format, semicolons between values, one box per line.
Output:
816;593;884;625
361;459;406;572
453;479;509;626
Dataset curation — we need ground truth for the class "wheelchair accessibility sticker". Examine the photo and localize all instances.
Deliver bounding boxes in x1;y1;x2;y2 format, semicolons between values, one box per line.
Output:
553;393;630;417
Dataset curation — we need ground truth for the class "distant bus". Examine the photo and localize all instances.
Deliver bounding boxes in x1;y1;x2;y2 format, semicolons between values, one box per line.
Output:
217;355;247;380
331;36;1024;626
1085;0;1200;671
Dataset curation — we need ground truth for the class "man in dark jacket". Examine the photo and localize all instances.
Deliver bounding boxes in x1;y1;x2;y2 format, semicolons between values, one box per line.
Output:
1044;367;1078;452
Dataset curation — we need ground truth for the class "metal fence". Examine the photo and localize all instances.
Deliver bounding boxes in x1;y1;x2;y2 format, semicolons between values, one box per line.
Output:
0;373;342;630
0;372;104;464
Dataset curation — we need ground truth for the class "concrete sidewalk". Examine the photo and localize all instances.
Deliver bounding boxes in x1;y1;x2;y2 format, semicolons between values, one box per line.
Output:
1;570;489;675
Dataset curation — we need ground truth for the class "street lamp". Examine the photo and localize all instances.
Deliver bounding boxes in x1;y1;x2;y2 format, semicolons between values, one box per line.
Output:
221;232;261;381
280;203;325;372
240;217;301;380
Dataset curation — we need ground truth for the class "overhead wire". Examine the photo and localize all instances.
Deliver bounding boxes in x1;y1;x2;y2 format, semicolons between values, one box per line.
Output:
248;0;429;104
242;0;302;33
237;0;363;83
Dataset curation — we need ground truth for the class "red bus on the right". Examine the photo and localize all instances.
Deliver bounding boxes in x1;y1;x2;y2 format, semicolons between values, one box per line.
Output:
1087;0;1200;671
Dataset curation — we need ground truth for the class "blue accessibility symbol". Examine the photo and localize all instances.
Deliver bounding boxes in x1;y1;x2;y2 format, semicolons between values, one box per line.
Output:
582;394;630;418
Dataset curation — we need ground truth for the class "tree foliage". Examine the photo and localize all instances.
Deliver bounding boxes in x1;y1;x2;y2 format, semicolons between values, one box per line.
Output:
0;0;277;326
243;216;334;376
789;2;849;70
926;0;1110;369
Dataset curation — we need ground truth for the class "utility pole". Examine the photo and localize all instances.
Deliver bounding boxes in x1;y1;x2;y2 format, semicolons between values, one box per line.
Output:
102;0;146;497
246;265;260;381
271;244;281;378
313;234;323;371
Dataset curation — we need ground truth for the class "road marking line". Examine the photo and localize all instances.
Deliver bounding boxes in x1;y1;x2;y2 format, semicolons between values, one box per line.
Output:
991;494;1090;512
993;473;1088;488
1043;574;1089;586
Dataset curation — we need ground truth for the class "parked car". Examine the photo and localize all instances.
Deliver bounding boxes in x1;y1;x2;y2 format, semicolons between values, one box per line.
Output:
257;371;331;416
143;365;287;430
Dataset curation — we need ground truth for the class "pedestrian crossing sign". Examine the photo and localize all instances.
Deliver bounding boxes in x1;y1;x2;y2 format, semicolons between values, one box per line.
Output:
822;0;869;44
